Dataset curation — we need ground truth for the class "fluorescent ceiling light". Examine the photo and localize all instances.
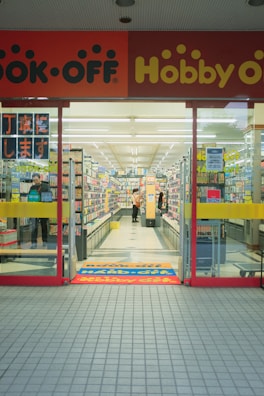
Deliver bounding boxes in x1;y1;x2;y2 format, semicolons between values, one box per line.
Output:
135;118;192;123
158;129;202;132
51;117;236;124
64;141;180;145
106;141;180;145
135;118;236;123
53;134;132;138
137;134;191;138
64;128;109;132
50;118;130;123
136;134;216;138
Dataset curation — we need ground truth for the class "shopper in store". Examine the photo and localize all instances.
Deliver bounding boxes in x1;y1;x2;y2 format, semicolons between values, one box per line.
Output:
158;191;164;215
29;172;50;248
131;188;140;223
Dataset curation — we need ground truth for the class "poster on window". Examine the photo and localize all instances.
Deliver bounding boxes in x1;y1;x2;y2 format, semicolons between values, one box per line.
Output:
1;113;49;159
206;147;223;172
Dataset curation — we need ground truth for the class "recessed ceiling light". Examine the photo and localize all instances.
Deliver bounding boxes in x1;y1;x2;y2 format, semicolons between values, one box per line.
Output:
248;0;264;6
116;0;135;6
119;16;132;23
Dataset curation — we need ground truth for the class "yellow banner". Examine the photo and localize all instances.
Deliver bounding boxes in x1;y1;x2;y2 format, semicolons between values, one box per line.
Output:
185;203;264;219
0;202;69;218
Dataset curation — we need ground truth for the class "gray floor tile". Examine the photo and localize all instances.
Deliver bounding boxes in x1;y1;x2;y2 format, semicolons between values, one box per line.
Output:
1;219;264;395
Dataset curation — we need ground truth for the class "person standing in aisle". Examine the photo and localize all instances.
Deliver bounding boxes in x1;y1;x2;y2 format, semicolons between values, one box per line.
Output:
131;188;140;223
158;191;164;215
29;172;50;248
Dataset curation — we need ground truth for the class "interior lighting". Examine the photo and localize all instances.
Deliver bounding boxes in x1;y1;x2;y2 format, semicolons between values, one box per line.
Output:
64;128;109;132
248;0;264;6
119;16;132;23
116;0;135;6
53;134;132;138
51;117;236;124
158;129;202;132
135;118;236;123
135;118;193;123
50;118;131;123
106;141;181;144
136;134;216;138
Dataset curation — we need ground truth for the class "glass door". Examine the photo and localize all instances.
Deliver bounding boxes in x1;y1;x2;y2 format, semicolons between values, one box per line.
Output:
0;101;67;286
189;101;264;287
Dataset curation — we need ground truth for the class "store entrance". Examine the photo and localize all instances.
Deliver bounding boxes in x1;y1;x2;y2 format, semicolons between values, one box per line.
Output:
61;101;264;287
61;101;190;285
0;100;264;287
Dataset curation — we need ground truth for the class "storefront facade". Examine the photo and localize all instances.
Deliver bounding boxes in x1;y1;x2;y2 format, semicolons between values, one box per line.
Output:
0;31;264;286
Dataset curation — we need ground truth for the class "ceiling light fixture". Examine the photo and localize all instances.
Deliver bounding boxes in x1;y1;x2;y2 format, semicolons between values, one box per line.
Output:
50;118;131;123
158;129;202;132
115;0;135;6
135;118;236;123
106;141;181;145
64;128;109;132
248;0;264;6
136;134;216;138
119;16;132;23
52;134;132;138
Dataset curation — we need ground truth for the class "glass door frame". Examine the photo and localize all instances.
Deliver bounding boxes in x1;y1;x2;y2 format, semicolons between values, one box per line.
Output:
189;100;262;287
0;99;69;286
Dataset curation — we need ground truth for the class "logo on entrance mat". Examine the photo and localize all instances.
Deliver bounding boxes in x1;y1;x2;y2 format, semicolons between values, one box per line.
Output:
71;262;181;285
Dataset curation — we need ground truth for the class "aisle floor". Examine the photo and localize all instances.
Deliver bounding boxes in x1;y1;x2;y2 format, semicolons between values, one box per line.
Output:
1;217;264;396
77;216;179;271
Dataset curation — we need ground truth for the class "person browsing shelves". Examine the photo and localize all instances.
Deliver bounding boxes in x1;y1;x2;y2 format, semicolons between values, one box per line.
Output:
131;188;140;223
28;172;51;249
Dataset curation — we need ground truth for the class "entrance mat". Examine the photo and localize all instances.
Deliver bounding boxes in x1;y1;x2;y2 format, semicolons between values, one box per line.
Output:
78;268;176;275
71;262;181;285
81;262;173;268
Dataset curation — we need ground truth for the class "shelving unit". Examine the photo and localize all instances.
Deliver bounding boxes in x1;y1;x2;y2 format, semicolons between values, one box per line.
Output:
49;148;124;259
49;148;90;259
167;163;181;222
196;148;225;203
116;175;143;213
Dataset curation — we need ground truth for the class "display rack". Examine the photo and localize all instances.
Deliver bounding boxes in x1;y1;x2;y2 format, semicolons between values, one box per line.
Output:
49;148;89;259
196;148;225;203
167;163;181;221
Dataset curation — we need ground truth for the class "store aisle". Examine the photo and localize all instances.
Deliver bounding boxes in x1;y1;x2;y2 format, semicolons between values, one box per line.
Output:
78;216;179;271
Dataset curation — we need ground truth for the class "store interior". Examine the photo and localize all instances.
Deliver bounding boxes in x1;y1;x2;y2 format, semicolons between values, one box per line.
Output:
50;101;251;174
0;100;264;283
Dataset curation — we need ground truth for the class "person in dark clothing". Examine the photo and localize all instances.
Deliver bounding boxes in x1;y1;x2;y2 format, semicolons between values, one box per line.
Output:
158;191;164;210
131;188;140;222
158;191;164;215
29;172;50;248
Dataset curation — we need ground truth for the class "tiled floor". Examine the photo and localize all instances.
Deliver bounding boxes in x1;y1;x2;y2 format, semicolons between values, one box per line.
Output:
79;216;179;271
1;216;264;395
1;286;264;396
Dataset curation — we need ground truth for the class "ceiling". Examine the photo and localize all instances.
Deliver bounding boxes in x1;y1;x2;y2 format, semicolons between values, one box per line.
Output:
0;0;263;31
1;0;263;173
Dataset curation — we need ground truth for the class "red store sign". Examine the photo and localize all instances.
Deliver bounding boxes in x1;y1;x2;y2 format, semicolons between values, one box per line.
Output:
0;31;264;99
